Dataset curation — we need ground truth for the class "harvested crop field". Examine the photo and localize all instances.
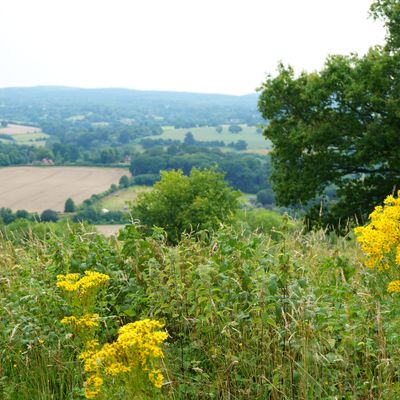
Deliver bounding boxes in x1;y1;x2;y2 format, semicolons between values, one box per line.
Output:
0;124;42;135
0;167;128;212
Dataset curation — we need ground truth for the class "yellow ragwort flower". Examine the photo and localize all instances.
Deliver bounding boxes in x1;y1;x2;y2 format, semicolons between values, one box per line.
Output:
61;313;99;331
387;280;400;293
80;319;168;398
57;271;110;298
84;374;103;399
355;191;400;271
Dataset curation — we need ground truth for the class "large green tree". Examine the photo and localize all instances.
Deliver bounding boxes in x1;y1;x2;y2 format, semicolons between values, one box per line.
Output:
132;168;240;243
258;0;400;225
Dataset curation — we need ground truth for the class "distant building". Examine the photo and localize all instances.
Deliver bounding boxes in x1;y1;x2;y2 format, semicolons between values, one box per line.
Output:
41;158;55;165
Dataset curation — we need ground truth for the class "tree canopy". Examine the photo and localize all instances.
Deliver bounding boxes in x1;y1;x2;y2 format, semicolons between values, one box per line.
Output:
132;168;240;243
257;0;400;226
64;198;76;213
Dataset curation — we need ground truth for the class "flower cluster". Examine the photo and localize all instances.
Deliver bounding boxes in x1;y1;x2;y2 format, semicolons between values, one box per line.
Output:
355;192;400;291
387;280;400;293
56;271;110;297
79;319;168;398
61;314;99;331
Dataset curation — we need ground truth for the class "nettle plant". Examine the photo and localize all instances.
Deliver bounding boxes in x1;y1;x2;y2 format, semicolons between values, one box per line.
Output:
355;191;400;292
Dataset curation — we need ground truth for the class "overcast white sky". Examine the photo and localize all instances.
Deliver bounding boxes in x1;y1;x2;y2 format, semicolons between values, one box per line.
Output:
0;0;385;95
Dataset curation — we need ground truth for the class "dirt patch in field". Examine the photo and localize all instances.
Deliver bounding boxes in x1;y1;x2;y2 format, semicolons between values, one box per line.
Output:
0;124;42;135
95;225;125;237
0;166;128;212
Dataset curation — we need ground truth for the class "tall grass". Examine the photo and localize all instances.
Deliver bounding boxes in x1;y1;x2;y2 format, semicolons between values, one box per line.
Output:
1;223;400;398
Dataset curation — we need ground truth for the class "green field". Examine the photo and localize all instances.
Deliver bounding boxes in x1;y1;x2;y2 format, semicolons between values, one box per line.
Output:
99;186;151;211
0;124;49;147
11;132;49;146
159;124;271;153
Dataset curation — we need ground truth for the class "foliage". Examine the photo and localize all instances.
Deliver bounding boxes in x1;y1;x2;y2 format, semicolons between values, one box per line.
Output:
64;197;76;213
133;174;160;186
228;124;243;134
73;207;129;225
118;175;130;188
370;0;400;50
132;168;240;242
237;208;296;236
0;208;36;224
256;188;275;206
3;218;400;398
130;145;272;194
227;139;247;150
258;9;400;226
40;209;59;222
0;141;52;166
119;224;399;398
0;219;77;244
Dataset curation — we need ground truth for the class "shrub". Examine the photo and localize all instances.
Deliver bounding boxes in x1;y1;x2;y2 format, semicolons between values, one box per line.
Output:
40;209;59;222
133;168;240;242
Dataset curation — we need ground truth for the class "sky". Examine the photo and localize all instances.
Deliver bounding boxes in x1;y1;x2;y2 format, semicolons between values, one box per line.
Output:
0;0;386;95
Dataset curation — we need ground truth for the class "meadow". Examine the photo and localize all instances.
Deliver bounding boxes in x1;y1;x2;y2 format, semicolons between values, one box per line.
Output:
0;166;128;212
2;217;400;399
99;186;151;212
0;123;49;146
160;125;271;152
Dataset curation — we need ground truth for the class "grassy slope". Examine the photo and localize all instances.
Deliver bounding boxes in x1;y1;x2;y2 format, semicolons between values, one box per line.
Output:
159;124;271;152
98;186;151;211
0;124;49;147
2;224;400;399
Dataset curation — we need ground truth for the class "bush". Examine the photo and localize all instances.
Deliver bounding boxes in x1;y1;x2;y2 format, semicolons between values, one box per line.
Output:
40;209;59;222
256;188;275;206
119;175;130;188
133;174;160;186
133;168;240;242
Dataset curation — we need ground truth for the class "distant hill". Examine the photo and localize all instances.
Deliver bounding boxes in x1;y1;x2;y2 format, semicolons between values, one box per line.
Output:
0;86;261;128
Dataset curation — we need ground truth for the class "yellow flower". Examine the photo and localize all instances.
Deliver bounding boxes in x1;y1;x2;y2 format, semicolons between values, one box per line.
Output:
57;271;110;298
388;280;400;293
355;191;400;271
104;362;131;376
61;313;99;331
148;368;164;389
80;318;168;396
84;374;103;399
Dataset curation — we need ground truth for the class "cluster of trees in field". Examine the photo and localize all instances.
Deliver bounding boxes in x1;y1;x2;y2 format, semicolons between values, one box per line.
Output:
0;142;56;166
44;120;163;150
130;145;272;194
0;207;59;224
0;140;134;166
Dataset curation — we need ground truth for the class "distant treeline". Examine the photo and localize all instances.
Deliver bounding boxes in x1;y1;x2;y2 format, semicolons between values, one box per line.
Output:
140;132;247;151
130;145;271;194
0;142;54;166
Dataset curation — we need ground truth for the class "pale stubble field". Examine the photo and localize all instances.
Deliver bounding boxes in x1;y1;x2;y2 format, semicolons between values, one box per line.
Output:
0;166;128;212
